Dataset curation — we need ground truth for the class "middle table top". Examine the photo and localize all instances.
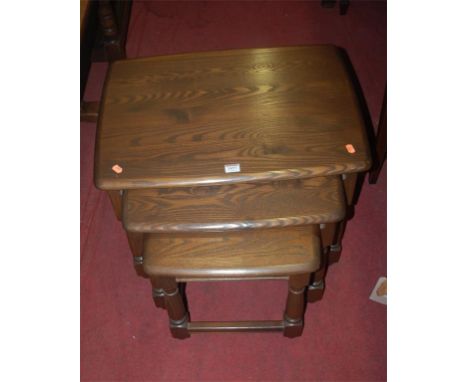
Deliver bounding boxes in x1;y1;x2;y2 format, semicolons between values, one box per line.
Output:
95;45;371;190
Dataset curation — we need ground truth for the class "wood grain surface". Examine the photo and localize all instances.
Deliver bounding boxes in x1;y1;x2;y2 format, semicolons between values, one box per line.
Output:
95;45;371;190
143;226;321;278
123;176;345;232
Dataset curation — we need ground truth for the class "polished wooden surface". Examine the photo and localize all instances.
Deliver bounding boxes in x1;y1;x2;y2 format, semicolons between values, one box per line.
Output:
123;176;345;233
95;45;371;190
143;226;321;278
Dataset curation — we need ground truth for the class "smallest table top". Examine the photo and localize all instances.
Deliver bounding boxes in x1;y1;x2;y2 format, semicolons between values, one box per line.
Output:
143;226;322;279
95;45;371;190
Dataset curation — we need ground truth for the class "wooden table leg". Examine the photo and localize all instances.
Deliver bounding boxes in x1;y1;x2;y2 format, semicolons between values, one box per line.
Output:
329;219;346;264
159;277;190;339
307;223;336;302
106;190;122;221
98;0;124;61
151;277;165;309
320;223;337;249
342;172;358;206
339;0;350;15
126;231;145;277
369;90;387;184
283;274;309;338
307;249;328;303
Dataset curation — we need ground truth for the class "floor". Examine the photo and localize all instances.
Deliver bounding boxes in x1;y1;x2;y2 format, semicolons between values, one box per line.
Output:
81;1;387;381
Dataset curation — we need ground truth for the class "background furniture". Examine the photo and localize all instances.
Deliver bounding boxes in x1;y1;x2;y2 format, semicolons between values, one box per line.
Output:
80;0;132;121
321;0;350;15
369;89;387;184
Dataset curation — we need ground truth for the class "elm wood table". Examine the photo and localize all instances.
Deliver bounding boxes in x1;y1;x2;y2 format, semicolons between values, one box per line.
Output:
95;45;371;192
94;45;372;249
122;176;345;233
142;226;322;338
122;176;347;303
93;46;372;336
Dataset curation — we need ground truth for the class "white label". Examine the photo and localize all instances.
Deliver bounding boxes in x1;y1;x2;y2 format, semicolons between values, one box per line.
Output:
369;277;387;305
224;163;241;173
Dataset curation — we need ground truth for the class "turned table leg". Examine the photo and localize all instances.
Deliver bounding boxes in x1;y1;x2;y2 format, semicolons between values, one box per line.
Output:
329;220;345;264
151;277;165;309
307;250;328;303
97;0;127;61
126;231;146;277
283;274;309;338
159;277;190;339
306;223;336;302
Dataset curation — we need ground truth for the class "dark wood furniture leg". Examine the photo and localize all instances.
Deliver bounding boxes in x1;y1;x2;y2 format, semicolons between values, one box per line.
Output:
159;277;190;339
98;0;122;61
369;90;387;184
342;172;358;206
151;277;165;309
283;274;309;338
307;261;326;303
96;0;131;61
320;223;337;250
339;0;350;15
106;190;122;220
329;220;347;264
307;223;337;302
81;0;99;100
126;231;146;277
321;0;336;8
149;274;313;337
321;0;349;15
81;2;132;121
327;173;358;262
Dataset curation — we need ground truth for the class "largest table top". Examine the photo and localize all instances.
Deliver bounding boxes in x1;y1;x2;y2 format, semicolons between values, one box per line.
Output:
95;46;371;190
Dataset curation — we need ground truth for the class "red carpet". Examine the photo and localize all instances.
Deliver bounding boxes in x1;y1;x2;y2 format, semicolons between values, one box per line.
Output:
81;1;386;381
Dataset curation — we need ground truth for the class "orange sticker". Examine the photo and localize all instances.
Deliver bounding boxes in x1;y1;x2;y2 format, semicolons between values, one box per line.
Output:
112;164;123;174
345;144;356;154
